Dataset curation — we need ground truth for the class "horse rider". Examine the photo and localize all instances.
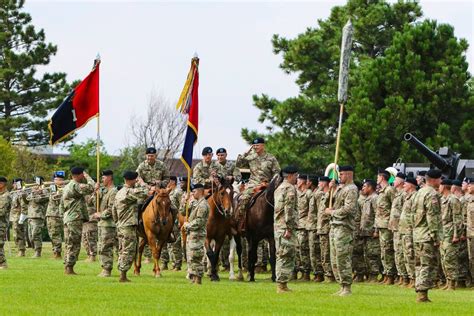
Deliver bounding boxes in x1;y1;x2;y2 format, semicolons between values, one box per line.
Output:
192;147;225;188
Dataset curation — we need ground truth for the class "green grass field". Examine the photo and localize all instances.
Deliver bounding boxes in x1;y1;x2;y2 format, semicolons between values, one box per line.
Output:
1;242;473;315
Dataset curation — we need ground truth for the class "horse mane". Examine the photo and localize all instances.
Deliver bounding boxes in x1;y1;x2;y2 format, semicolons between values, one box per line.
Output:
265;173;283;201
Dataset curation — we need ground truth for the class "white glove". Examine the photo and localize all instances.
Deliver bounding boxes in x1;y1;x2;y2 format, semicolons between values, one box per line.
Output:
19;214;28;224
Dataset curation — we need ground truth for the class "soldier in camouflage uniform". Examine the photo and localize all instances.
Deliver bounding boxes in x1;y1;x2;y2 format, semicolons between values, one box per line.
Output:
399;177;418;288
315;177;333;282
464;178;474;286
10;178;27;257
96;170;118;277
389;173;408;285
457;178;471;287
439;179;462;290
375;169;397;284
192;147;225;187
274;166;298;293
63;167;95;275
0;177;11;269
359;179;382;282
236;137;280;233
82;193;98;262
413;169;442;303
295;174;312;281
46;173;66;259
26;177;50;258
113;171;148;282
352;181;365;282
326;165;358;296
182;183;210;285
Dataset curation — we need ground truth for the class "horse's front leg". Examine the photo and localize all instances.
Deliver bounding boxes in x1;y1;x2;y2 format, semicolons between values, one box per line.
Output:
134;237;146;276
229;237;236;280
248;237;258;282
211;238;224;281
267;236;277;282
205;238;216;280
154;240;165;278
234;236;244;281
146;232;160;278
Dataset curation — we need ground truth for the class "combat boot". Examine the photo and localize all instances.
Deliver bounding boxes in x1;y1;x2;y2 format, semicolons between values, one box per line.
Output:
379;275;387;284
456;280;467;288
367;274;378;283
53;252;62;259
354;274;365;283
276;282;291;293
416;291;431;303
290;271;298;281
408;278;415;288
64;266;77;275
195;276;202;285
332;286;344;296
302;272;311;281
398;276;404;286
313;274;324;282
402;277;410;287
98;269;111;277
326;275;336;283
173;266;182;272
17;250;25;257
384;275;395;285
339;284;352;297
161;262;169;270
446;279;456;291
119;271;130;282
32;250;41;258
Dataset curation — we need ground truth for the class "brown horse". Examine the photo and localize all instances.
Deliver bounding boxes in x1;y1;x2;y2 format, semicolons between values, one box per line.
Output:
205;179;233;281
134;188;173;278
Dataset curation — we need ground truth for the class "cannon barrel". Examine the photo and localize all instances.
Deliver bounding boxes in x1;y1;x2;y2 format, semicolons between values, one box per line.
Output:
404;133;450;171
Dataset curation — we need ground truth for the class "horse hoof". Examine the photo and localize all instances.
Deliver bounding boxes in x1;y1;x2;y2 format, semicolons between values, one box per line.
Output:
133;271;140;276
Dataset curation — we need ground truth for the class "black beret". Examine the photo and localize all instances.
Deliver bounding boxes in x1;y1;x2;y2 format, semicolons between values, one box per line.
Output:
282;165;298;174
396;172;406;180
0;177;7;183
308;175;319;183
418;170;427;177
146;147;157;154
298;174;307;180
319;176;330;182
191;183;205;190
362;179;377;188
102;170;113;176
123;171;138;180
405;177;417;186
426;169;442;179
202;147;213;155
339;165;354;172
216;148;226;154
70;167;84;175
170;176;177;181
252;137;265;145
377;168;390;177
441;178;452;186
451;180;462;187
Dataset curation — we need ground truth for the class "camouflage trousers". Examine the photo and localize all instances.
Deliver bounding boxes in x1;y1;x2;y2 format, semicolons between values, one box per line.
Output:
319;234;333;277
256;240;269;267
64;220;83;268
46;216;63;254
296;229;311;273
468;238;474;281
28;218;44;251
352;236;366;276
459;239;470;282
378;228;396;276
117;226;137;272
82;222;98;257
393;231;408;278
275;230;297;283
0;221;7;264
440;240;459;281
162;224;183;268
219;236;230;269
400;233;416;279
330;225;353;285
186;233;205;277
361;236;382;276
98;226;117;271
308;230;323;276
414;241;438;291
12;219;26;251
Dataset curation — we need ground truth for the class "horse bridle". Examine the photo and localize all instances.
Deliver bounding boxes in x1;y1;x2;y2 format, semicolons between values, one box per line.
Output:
210;181;230;217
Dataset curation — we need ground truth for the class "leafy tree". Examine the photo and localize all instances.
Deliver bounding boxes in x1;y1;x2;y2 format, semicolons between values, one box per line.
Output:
0;0;72;146
0;136;15;180
12;145;53;182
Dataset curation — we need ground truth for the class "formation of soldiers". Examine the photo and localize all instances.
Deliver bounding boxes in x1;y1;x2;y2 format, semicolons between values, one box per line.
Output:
1;138;474;303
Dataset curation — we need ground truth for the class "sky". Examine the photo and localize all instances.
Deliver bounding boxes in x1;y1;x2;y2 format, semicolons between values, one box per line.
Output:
25;0;473;159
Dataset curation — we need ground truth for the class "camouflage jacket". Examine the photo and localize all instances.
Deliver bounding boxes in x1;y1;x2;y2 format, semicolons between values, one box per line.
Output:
359;193;378;237
296;188;312;229
398;191;416;235
236;149;280;186
330;182;359;230
440;194;462;241
10;192;27;221
46;187;64;218
307;189;322;230
62;175;95;224
192;161;225;186
461;193;472;237
185;197;209;237
375;185;396;229
413;185;441;243
218;160;242;183
274;179;297;234
26;189;50;219
466;194;474;238
0;190;11;222
98;186;118;228
136;160;170;188
169;187;183;211
388;189;406;231
113;184;148;228
316;191;330;234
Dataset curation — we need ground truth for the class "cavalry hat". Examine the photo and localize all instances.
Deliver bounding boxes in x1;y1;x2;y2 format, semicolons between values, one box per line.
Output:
70;167;85;175
426;169;442;179
123;171;138;180
146;147;157;154
405;177;418;187
0;177;7;183
339;165;354;172
282;165;298;174
101;170;113;176
396;172;406;180
252;137;265;145
216;148;226;154
202;147;213;155
451;180;462;187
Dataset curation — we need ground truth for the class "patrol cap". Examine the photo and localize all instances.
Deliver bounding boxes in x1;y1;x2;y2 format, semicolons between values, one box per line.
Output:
123;171;138;180
170;176;177;181
297;174;307;180
426;169;442;179
101;170;113;176
441;178;452;186
319;176;330;182
202;147;213;155
54;171;65;178
146;147;157;154
405;177;418;187
216;148;226;154
0;177;7;183
451;180;462;187
70;167;85;175
252;137;265;145
191;183;205;190
282;165;298;174
377;168;390;178
396;172;406;180
339;165;354;172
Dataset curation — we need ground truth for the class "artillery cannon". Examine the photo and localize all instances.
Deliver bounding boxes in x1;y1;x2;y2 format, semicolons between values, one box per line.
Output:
393;133;474;180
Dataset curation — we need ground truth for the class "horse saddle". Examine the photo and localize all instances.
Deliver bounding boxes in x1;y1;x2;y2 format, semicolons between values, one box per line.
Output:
248;187;267;210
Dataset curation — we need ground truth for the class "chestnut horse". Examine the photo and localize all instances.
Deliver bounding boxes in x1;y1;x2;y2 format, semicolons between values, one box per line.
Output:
134;188;173;278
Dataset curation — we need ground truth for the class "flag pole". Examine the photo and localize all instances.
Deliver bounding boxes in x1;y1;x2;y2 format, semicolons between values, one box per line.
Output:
95;54;101;214
185;170;191;220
